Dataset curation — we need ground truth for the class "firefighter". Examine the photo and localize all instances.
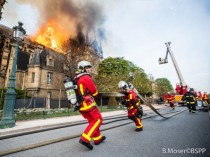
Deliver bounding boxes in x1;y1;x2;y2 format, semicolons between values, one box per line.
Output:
74;60;106;150
190;88;198;106
203;92;209;105
118;81;143;131
167;92;175;110
182;87;197;113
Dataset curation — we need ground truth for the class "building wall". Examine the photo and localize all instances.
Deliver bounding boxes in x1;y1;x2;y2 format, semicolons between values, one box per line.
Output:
16;70;26;90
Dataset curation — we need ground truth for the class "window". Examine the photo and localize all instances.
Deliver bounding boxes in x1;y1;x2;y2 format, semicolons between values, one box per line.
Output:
49;59;53;66
47;72;53;84
31;72;35;83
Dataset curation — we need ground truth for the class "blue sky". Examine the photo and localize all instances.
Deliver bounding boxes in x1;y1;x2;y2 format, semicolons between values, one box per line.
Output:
1;0;210;93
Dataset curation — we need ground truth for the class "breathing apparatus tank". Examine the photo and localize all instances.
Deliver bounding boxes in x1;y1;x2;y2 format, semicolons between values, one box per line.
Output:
64;76;80;110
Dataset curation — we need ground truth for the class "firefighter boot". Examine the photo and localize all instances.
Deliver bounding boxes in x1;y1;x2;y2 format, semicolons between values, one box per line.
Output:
135;128;143;132
94;136;106;145
79;139;93;150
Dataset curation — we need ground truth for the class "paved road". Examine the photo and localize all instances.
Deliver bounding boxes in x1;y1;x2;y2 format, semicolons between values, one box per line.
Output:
2;108;210;157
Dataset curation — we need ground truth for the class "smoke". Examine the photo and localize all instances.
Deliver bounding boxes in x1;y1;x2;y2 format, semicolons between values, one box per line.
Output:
15;0;105;40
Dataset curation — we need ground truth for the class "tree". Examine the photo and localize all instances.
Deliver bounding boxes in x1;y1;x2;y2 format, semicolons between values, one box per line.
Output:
154;78;174;97
94;57;152;95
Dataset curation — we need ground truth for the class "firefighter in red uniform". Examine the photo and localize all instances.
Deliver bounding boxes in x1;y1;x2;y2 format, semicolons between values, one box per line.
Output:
74;60;106;150
167;92;175;110
203;92;209;105
118;81;143;131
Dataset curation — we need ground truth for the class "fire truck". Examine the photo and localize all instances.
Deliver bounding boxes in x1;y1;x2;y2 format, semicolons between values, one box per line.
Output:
159;42;187;104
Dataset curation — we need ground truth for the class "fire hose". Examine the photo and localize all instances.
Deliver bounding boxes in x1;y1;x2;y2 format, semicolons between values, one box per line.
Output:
128;82;171;119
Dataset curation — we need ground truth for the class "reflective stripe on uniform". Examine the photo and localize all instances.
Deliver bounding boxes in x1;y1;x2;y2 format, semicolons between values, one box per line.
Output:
128;106;134;110
79;84;84;95
80;102;96;111
93;135;102;141
82;119;101;141
93;91;98;96
129;94;133;100
82;133;91;141
187;102;195;104
136;118;143;128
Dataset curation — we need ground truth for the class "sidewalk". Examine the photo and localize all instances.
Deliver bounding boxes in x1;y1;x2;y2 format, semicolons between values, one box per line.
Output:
0;104;166;138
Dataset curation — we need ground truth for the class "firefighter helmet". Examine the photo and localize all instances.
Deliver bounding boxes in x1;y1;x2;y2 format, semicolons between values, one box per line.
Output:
77;60;92;72
118;81;129;90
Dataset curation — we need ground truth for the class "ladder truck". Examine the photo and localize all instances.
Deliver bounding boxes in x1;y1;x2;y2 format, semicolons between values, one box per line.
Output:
159;42;187;104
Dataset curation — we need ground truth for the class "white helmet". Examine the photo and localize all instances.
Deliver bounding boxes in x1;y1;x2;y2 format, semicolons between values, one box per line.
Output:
78;60;92;71
118;81;128;89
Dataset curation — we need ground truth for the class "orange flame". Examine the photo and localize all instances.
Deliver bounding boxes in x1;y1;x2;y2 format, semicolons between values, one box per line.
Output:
31;20;69;53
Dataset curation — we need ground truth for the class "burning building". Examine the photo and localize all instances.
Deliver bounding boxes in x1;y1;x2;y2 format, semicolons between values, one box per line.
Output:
0;23;103;108
0;0;105;108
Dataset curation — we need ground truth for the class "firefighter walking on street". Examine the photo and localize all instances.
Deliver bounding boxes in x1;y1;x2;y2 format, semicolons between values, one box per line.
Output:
182;88;197;113
167;92;175;110
203;92;209;106
74;60;106;150
118;81;143;131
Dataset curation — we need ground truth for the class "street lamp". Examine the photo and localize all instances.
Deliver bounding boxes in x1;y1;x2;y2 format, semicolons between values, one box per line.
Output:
0;22;26;129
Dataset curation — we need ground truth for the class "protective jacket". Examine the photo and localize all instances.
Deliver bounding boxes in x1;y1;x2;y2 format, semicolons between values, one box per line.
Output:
123;90;138;110
182;92;196;104
75;73;98;112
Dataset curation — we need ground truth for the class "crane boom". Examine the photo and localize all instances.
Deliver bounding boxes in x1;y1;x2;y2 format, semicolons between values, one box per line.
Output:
165;42;186;86
159;42;186;86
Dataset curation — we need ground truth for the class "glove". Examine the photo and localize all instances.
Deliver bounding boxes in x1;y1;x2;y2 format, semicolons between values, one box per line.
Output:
93;93;102;101
136;105;143;118
121;99;128;106
72;102;81;111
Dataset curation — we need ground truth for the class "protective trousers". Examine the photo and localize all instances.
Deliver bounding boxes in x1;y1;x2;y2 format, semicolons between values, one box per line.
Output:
170;102;175;109
128;108;143;129
187;103;196;112
80;107;103;144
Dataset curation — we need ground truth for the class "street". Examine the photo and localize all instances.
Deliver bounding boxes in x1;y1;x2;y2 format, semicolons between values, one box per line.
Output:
1;107;210;157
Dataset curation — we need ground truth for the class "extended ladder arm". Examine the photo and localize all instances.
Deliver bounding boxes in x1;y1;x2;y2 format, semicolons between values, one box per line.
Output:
159;42;186;86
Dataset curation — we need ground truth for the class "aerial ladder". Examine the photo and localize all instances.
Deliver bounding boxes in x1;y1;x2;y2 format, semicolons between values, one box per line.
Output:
159;42;187;104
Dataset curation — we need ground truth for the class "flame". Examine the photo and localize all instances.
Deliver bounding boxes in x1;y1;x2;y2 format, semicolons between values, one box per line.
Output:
31;20;69;53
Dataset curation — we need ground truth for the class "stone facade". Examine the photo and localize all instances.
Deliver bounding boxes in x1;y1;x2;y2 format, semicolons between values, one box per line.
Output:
0;24;103;108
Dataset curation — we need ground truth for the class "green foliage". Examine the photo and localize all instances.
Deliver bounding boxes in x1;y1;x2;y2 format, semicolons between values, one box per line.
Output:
15;89;25;99
94;57;152;95
0;88;31;110
98;57;133;76
154;78;174;97
0;106;123;121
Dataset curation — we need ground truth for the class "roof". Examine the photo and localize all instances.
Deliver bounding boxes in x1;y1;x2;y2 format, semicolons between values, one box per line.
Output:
17;50;30;70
